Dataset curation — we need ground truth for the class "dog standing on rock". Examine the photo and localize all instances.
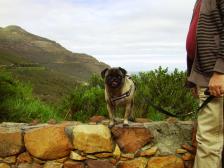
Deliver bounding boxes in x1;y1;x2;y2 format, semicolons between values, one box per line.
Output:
101;67;135;127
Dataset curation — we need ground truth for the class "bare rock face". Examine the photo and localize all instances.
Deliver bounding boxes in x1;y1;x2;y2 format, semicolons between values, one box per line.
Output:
111;124;153;153
147;155;184;168
72;124;113;153
0;123;25;157
117;157;148;168
24;124;72;160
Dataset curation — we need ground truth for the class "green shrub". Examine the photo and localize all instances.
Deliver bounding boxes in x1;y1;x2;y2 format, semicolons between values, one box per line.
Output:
88;73;104;89
0;70;62;122
60;84;107;122
132;67;198;120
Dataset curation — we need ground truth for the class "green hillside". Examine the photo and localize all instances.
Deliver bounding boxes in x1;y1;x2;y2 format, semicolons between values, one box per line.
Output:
0;25;109;103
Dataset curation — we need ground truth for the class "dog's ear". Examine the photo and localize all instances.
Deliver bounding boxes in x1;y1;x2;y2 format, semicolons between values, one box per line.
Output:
119;67;127;76
101;68;109;79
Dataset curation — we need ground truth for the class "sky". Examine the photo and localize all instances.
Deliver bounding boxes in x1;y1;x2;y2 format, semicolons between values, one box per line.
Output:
0;0;195;72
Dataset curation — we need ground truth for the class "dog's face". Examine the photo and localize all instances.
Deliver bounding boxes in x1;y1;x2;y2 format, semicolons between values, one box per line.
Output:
101;67;127;88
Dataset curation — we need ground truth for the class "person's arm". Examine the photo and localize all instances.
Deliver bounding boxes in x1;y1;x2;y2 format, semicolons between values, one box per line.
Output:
208;0;224;97
213;0;224;73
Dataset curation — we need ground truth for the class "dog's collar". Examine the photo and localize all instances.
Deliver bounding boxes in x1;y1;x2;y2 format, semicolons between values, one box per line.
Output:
110;85;133;103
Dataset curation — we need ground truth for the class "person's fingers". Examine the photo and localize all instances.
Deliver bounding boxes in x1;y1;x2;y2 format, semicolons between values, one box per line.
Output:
209;85;222;97
217;86;222;96
220;86;224;95
209;89;216;96
208;72;224;97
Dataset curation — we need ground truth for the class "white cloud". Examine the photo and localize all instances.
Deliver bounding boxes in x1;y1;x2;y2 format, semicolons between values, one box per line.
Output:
0;0;195;72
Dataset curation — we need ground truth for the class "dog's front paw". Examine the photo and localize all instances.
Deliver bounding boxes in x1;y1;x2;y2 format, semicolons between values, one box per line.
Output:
108;120;115;128
123;119;129;127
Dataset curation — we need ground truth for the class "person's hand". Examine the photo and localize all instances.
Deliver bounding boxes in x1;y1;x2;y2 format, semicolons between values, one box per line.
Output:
208;72;224;97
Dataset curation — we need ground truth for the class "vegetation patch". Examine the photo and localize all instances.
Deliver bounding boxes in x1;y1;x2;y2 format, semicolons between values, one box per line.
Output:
0;67;198;123
61;67;198;122
0;70;62;122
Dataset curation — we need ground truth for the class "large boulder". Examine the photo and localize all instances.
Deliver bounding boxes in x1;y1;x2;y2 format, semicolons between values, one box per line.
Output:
24;124;72;160
72;124;113;153
111;124;153;153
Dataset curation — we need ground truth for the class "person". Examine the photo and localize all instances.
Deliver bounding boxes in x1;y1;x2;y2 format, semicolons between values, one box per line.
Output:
186;0;224;167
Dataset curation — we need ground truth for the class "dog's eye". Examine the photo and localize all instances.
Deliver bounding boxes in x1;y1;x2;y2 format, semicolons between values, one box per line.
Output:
106;76;112;81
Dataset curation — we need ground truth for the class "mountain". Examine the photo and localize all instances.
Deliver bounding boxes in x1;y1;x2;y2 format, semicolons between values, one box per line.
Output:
0;25;109;80
0;25;109;103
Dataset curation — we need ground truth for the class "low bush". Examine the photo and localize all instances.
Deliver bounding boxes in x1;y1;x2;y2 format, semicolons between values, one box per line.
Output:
132;67;198;120
0;67;198;122
0;70;62;122
60;74;107;122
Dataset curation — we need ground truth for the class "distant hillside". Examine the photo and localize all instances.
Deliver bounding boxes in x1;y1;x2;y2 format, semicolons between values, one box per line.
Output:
0;25;109;103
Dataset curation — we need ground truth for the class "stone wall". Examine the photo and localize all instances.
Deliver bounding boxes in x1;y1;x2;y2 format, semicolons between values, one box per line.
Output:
0;120;195;168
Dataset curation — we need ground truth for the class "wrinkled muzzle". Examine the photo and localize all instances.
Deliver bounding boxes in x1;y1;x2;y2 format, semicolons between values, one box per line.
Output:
106;75;122;88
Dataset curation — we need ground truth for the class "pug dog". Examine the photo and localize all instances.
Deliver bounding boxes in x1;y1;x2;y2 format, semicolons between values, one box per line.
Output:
101;67;135;127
